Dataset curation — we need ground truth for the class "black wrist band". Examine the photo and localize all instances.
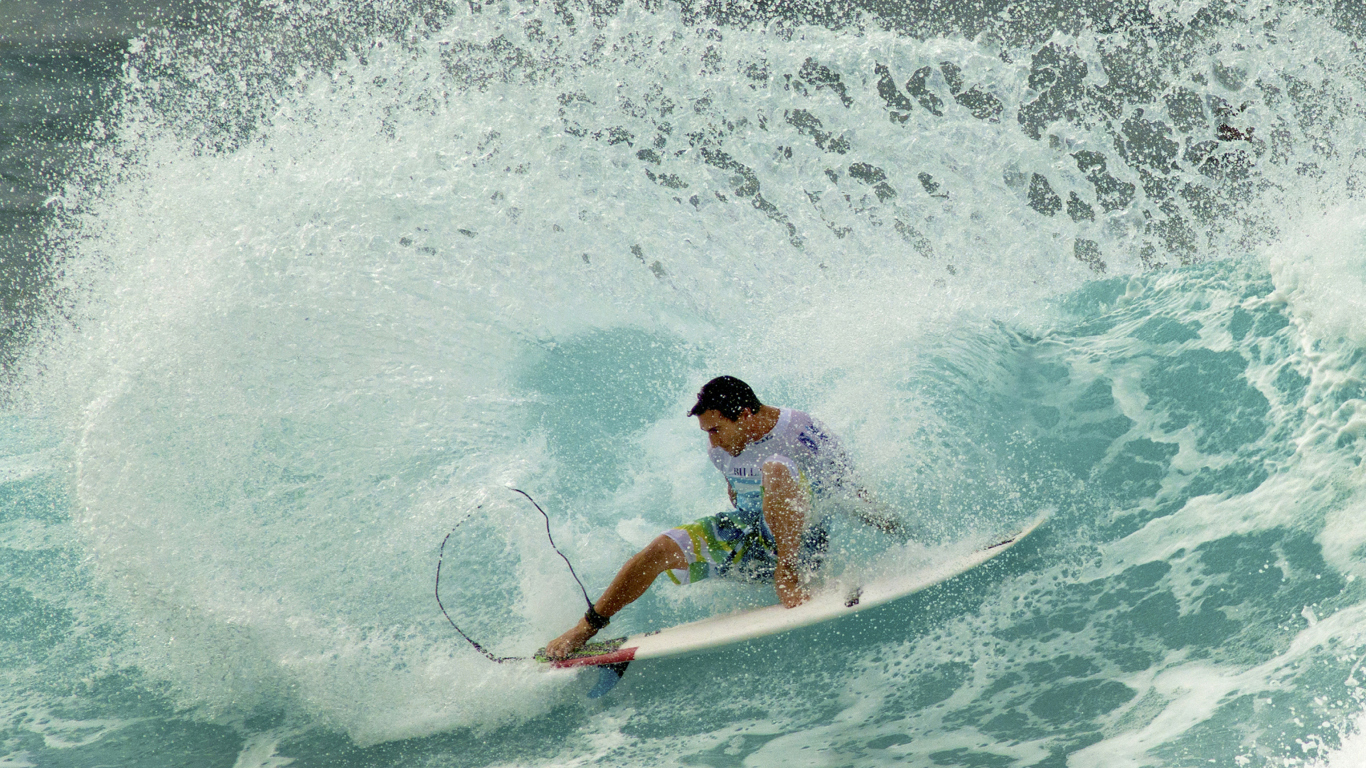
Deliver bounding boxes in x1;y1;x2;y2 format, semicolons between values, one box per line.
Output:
584;605;610;630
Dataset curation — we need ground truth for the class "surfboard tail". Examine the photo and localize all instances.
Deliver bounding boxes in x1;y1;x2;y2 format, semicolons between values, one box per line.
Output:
547;646;637;669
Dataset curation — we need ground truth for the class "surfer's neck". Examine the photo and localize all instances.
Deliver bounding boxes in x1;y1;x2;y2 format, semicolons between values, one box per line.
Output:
738;405;781;449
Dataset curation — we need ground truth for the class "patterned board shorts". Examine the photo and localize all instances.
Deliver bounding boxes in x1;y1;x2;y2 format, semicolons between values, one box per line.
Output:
663;508;829;585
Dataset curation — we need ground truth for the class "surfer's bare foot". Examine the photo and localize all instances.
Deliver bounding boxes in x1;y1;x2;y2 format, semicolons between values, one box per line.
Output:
546;618;598;659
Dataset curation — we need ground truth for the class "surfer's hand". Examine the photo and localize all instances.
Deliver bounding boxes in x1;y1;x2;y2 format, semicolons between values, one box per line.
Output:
546;618;597;659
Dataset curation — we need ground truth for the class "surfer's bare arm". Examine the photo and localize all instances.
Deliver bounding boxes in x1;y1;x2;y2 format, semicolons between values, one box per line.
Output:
728;484;737;508
762;461;810;608
849;487;912;542
545;534;686;659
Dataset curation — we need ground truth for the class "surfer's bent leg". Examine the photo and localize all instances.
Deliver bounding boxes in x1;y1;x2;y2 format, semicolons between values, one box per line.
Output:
545;534;686;659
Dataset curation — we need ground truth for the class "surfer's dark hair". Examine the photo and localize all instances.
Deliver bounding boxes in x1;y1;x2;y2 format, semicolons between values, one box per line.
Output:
688;376;763;421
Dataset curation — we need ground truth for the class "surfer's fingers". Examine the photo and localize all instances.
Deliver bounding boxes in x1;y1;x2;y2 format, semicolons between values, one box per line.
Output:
546;618;594;659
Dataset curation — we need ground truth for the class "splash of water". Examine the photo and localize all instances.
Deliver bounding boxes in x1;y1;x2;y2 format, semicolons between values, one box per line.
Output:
6;0;1366;762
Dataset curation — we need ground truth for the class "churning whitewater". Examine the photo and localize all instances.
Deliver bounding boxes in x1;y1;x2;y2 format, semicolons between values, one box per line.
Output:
4;0;1366;764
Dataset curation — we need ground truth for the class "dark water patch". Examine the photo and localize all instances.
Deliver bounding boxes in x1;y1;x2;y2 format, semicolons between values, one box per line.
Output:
1193;530;1348;658
1028;173;1063;217
679;733;784;766
1143;348;1270;453
993;599;1095;643
0;473;69;525
1151;658;1361;768
1040;424;1129;478
621;653;849;734
0;44;122;145
940;550;1282;749
0;0;210;48
1031;732;1105;767
953;524;1359;756
0;581;71;655
0;667;233;766
929;746;1016;766
1041;528;1348;668
518;328;698;500
1056;276;1131;320
0;545;80;594
1096;438;1180;503
1184;459;1270;499
1024;653;1101;680
904;66;945;115
1072;379;1115;412
1228;307;1255;341
1028;678;1137;724
907;661;974;709
943;644;1133;742
1133;316;1201;344
31;718;243;768
865;732;913;748
0;474;81;666
0;41;124;387
50;671;182;720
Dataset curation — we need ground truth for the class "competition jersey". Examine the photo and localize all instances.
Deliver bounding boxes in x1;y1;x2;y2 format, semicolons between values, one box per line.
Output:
709;408;853;521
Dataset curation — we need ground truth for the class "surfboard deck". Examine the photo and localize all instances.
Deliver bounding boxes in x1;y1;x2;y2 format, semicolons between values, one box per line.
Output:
538;511;1049;673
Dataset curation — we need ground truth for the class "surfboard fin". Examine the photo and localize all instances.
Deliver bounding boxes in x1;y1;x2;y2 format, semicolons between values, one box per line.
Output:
587;662;630;699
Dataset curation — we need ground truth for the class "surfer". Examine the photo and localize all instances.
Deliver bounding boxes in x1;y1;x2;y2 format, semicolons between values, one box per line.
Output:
546;375;903;659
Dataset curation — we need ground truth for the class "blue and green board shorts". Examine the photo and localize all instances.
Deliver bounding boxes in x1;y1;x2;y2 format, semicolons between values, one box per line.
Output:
663;508;829;585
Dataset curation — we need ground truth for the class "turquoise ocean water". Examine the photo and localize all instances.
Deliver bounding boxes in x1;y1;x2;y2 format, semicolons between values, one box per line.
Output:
6;0;1366;765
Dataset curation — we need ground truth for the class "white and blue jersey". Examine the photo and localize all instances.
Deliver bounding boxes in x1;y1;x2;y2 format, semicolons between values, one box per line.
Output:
709;408;850;518
665;408;853;585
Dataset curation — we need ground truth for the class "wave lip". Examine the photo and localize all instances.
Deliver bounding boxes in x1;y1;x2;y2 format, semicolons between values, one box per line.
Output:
4;0;1366;763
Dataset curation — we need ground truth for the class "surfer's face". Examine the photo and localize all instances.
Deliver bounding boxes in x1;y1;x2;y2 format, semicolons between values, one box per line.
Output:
697;409;748;456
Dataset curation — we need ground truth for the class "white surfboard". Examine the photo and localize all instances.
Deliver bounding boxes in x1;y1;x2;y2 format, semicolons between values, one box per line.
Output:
542;511;1049;676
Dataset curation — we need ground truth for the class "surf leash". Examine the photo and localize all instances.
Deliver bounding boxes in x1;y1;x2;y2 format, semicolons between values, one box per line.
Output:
508;487;595;610
434;508;523;663
434;488;596;664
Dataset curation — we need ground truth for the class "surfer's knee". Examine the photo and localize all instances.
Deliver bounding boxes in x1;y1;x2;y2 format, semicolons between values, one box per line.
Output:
639;534;686;573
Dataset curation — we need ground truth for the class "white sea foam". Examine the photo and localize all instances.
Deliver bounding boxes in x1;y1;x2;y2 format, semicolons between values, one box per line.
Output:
1271;206;1366;348
11;0;1366;757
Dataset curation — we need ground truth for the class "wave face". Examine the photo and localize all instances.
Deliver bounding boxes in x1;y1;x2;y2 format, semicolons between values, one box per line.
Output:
6;0;1366;764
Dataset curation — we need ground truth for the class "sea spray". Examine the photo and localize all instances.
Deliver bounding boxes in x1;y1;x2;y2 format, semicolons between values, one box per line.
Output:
4;0;1366;763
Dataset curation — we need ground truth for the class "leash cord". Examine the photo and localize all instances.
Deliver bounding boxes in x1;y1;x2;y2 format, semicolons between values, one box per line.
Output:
434;488;592;663
434;512;522;663
508;487;595;610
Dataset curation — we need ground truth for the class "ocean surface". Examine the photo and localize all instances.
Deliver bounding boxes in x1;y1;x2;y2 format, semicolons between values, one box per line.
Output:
4;0;1366;765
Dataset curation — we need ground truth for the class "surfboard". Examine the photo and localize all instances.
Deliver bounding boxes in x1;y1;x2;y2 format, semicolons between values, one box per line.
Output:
537;511;1048;694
